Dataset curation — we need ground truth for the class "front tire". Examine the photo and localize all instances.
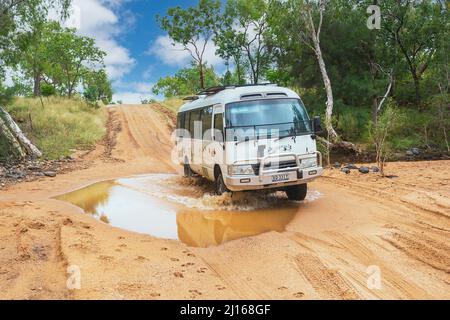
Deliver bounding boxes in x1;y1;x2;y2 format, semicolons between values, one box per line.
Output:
285;183;307;201
215;172;230;195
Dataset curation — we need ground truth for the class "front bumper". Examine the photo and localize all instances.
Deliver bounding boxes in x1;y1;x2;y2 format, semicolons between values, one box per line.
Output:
225;152;323;192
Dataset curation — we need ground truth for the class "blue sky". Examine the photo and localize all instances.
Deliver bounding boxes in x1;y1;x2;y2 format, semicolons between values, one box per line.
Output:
67;0;226;103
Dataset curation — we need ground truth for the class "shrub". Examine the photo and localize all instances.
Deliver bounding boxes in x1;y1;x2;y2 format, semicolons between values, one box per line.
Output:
368;99;405;175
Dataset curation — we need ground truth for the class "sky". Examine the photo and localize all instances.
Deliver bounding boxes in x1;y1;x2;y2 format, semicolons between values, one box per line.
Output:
65;0;226;103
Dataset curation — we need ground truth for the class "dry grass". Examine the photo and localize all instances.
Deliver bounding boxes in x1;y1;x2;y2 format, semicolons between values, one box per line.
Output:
4;96;107;159
159;97;185;113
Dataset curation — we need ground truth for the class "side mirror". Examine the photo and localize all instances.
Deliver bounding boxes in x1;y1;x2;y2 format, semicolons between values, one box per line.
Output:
313;116;323;134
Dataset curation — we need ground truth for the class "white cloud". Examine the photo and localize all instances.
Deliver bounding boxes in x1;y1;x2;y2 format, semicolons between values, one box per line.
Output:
56;0;135;81
112;91;156;104
112;81;157;104
148;35;224;68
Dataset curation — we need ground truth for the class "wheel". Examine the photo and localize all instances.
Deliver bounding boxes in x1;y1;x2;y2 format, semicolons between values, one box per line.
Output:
285;183;307;201
183;163;193;177
215;172;230;195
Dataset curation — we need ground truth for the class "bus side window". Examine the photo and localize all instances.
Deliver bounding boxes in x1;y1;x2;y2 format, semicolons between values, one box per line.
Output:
189;109;201;138
201;106;213;141
177;112;186;131
176;113;181;129
184;112;189;130
213;113;224;142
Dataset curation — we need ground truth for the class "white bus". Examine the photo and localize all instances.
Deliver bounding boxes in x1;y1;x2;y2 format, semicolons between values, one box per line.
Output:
174;84;323;200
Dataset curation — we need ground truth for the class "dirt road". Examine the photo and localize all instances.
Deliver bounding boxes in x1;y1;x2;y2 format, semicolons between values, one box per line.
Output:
0;104;449;299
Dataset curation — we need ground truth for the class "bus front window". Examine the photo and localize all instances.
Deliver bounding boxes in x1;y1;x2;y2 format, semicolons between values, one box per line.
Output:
225;98;311;141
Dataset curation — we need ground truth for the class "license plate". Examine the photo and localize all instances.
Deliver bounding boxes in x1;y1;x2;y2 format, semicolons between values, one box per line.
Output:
272;173;289;182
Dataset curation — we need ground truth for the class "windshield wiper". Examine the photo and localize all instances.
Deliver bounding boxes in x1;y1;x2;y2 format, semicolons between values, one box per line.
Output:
274;133;296;142
235;137;254;145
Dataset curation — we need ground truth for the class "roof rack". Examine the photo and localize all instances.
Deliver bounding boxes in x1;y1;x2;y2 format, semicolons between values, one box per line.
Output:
182;96;199;101
197;83;277;96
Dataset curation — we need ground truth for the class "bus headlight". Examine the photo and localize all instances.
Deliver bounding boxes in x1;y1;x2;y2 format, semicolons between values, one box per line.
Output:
228;164;254;176
301;157;317;169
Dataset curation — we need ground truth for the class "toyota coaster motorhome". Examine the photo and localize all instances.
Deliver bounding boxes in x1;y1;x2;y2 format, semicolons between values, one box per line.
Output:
174;84;323;201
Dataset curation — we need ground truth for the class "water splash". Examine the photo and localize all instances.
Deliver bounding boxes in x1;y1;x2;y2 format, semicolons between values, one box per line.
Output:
117;174;322;211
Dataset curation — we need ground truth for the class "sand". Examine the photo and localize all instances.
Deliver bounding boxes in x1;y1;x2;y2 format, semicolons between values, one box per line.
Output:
0;104;448;299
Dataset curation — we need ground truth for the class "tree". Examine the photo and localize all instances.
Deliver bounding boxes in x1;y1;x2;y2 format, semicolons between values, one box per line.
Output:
43;23;105;98
0;106;42;160
83;69;113;104
268;0;338;141
0;0;71;76
6;19;48;97
380;0;444;107
214;0;271;84
0;0;70;162
157;0;221;89
368;100;404;176
152;64;221;97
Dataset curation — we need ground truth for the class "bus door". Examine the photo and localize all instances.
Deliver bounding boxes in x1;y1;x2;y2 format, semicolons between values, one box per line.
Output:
209;105;225;174
189;108;202;172
200;106;214;178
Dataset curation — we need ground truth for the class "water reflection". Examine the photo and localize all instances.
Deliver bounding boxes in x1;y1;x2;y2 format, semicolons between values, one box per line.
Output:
55;175;300;247
176;207;297;247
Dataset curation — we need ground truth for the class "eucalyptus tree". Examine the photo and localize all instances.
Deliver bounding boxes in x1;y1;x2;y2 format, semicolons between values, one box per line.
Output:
214;0;272;84
379;0;445;107
268;0;339;141
157;0;222;89
44;23;106;98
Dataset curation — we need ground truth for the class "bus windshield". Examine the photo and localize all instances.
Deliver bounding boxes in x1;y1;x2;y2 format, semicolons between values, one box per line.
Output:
225;98;311;141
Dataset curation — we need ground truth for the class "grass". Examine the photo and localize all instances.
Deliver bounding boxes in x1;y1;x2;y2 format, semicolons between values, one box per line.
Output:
158;96;185;113
2;96;107;160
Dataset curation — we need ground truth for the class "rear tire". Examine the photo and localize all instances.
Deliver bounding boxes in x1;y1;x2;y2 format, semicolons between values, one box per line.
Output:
215;172;230;195
285;183;307;201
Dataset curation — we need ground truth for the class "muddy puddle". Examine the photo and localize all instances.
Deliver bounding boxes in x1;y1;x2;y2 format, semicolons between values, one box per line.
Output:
55;174;321;247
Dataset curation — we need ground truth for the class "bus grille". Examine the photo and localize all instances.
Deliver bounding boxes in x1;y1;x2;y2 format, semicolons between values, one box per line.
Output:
252;160;298;175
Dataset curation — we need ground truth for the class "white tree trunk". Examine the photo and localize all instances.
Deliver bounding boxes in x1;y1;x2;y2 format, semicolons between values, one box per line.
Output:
313;40;338;141
0;106;42;158
0;115;27;159
306;2;338;142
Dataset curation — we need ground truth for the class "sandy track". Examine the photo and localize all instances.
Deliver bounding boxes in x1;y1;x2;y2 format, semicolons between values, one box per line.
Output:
0;104;449;299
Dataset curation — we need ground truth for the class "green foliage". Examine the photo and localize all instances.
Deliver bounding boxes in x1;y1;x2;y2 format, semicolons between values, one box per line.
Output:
141;98;156;104
1;1;110;104
152;64;221;97
157;0;221;88
40;84;56;97
214;0;270;84
4;97;107;159
82;69;113;104
43;23;106;98
0;0;72;91
368;100;405;173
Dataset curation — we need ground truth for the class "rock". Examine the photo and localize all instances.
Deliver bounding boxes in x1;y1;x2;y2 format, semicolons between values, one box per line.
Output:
27;165;41;171
359;166;370;174
333;162;341;168
341;167;350;174
344;163;358;170
43;171;56;177
411;147;420;155
6;172;25;179
406;150;414;156
371;166;380;172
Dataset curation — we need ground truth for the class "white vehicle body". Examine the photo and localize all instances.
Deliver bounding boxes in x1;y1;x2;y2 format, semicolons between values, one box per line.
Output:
175;84;323;193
